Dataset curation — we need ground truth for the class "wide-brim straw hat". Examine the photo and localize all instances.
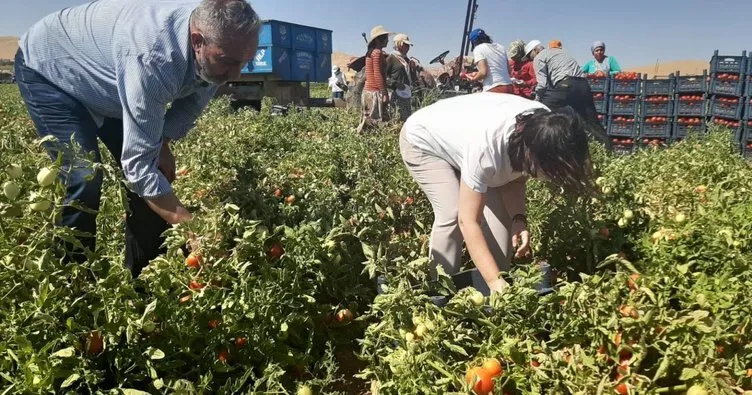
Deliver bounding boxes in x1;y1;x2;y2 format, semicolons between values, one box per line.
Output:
368;25;391;45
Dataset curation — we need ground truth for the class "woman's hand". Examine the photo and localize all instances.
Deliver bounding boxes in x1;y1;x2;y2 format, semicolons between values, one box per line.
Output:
489;277;510;294
511;218;531;258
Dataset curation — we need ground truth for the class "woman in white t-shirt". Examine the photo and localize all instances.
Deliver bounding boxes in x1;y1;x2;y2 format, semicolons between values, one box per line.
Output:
399;93;591;293
464;29;513;93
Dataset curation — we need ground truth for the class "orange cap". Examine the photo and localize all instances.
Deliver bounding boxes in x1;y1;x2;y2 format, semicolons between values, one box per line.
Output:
549;39;562;49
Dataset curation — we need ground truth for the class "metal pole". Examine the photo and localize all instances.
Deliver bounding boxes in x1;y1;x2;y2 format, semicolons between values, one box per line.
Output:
464;0;478;57
458;0;473;64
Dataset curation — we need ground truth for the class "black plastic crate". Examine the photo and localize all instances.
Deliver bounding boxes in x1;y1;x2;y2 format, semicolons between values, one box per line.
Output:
593;95;608;113
710;50;747;74
642;75;675;96
674;95;707;117
609;140;635;155
640;119;672;138
609;96;639;116
742;143;752;159
743;123;752;142
710;96;744;119
642;98;673;117
587;76;610;93
745;98;752;120
675;71;709;93
673;118;707;139
597;114;607;128
607;117;638;137
747;76;752;97
610;76;641;95
710;76;745;96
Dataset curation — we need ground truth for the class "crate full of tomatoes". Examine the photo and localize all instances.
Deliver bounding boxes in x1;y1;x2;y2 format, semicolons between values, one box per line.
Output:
609;95;639;116
642;96;673;117
608;136;635;155
641;116;672;138
675;94;707;117
587;74;609;93
710;96;744;119
592;92;608;113
711;117;743;137
641;136;668;149
745;98;752;120
607;116;638;137
710;73;745;96
673;117;706;139
609;72;641;95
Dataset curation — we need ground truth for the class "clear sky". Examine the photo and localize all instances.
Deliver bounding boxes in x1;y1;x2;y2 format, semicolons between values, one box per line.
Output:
4;0;752;68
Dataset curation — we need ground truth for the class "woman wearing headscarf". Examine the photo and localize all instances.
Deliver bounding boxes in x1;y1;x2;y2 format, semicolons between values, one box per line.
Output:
400;93;592;292
386;33;419;122
582;41;622;76
357;25;391;133
464;28;513;93
507;40;537;99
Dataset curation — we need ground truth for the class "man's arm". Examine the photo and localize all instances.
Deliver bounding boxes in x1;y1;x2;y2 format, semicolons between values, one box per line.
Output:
533;55;548;99
163;86;219;141
116;55;192;224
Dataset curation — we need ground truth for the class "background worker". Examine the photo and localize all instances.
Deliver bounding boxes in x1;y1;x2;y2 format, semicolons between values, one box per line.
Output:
464;28;513;93
525;40;612;149
357;25;391;133
328;66;348;100
507;40;537;99
386;33;419;122
582;41;622;76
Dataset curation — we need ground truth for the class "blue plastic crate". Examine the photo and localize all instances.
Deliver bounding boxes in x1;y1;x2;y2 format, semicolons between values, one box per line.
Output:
640;120;672;138
607;117;638;137
673;118;707;139
710;50;747;74
674;95;707;117
610;77;641;95
675;72;708;93
710;76;745;96
315;29;333;54
587;76;609;93
290;50;316;81
642;98;673;117
609;96;639;116
246;46;292;78
258;20;293;48
593;95;608;113
315;53;332;81
291;24;317;51
710;96;744;119
643;76;675;96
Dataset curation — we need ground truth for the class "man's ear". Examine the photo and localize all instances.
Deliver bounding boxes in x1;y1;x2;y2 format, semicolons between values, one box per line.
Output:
190;30;204;50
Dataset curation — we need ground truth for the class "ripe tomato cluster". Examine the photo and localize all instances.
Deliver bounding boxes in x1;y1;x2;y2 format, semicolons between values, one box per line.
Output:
644;96;670;103
613;72;639;80
465;358;504;395
644;116;669;124
613;95;636;102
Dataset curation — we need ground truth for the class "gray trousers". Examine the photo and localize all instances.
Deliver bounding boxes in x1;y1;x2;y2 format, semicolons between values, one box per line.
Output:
399;128;514;277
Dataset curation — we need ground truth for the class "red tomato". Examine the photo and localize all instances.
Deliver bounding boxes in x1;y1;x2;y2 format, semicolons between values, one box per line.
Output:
217;348;229;363
87;330;104;355
189;280;204;290
336;308;354;323
269;242;284;259
185;253;202;269
466;366;495;395
615;382;629;395
235;337;247;349
481;358;504;377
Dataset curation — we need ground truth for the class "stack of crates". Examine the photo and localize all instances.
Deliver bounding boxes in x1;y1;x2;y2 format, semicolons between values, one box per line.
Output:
740;57;752;158
587;75;609;128
673;70;709;141
708;50;746;143
640;75;674;149
607;74;641;154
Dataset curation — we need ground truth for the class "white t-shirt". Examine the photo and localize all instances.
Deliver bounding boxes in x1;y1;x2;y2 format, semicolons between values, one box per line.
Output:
472;43;512;91
403;93;549;193
329;74;346;93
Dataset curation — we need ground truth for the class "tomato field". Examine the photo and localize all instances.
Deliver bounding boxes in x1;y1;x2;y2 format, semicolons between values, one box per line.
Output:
1;84;752;395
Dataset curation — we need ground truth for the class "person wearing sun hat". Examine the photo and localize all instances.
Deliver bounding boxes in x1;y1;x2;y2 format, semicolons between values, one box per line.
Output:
463;28;513;93
507;40;536;99
357;25;391;133
525;40;612;149
581;41;622;76
386;33;419;121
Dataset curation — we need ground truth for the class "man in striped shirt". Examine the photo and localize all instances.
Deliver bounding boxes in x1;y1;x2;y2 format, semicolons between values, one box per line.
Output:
15;0;260;276
525;41;611;149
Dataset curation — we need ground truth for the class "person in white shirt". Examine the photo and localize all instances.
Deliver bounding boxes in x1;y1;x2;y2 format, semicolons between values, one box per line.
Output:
328;66;347;99
399;93;592;293
464;28;513;93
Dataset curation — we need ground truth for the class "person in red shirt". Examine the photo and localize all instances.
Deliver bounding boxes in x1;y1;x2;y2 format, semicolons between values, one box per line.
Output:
507;40;537;99
357;25;390;133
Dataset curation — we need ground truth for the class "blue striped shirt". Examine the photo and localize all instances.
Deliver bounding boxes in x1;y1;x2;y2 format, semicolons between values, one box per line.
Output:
20;0;219;198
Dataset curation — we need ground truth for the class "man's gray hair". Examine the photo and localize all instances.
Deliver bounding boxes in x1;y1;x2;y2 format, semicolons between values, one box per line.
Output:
192;0;261;45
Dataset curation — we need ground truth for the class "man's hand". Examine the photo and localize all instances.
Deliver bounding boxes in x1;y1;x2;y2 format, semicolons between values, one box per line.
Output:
511;219;531;259
145;192;193;224
158;141;176;183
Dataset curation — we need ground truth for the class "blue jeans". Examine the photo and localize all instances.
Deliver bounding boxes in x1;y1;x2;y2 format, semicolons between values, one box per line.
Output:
332;91;344;99
14;49;168;277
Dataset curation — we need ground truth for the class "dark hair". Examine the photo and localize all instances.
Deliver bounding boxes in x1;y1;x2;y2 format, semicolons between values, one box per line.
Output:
507;108;592;191
471;35;492;49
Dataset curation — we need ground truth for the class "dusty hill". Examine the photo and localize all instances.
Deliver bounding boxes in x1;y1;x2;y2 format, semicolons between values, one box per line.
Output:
0;36;19;60
626;60;709;78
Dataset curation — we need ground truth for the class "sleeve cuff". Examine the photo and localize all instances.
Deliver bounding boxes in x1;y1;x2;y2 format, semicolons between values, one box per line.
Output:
461;173;488;194
126;170;173;198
